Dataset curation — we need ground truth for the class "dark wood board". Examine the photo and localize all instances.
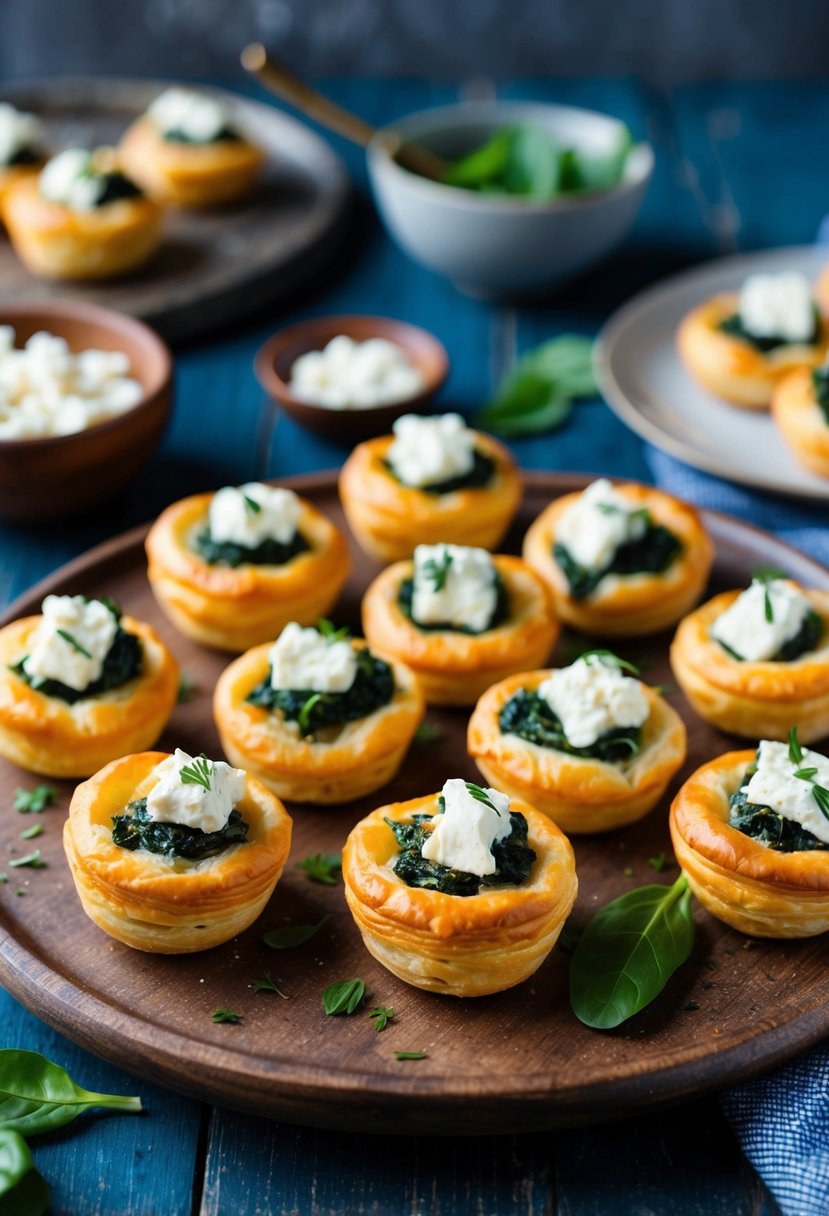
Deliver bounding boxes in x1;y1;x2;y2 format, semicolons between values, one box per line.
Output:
0;78;350;344
0;471;827;1137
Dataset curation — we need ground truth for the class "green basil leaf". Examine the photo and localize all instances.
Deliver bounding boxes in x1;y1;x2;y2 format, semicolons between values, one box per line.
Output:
480;371;572;437
0;1050;141;1135
568;125;633;194
262;916;330;950
0;1131;49;1216
503;124;560;198
569;876;695;1029
521;336;597;398
323;979;366;1016
443;130;511;188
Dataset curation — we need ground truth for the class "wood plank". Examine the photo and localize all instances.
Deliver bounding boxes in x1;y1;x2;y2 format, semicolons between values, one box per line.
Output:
0;989;204;1216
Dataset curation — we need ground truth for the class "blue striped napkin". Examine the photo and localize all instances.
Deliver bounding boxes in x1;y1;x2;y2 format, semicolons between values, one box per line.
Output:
647;444;828;1216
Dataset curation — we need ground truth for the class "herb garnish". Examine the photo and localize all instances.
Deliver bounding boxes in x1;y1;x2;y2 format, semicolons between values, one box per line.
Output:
177;672;197;703
179;754;213;792
254;971;289;999
211;1009;242;1024
323;979;366;1016
55;629;92;659
413;722;442;746
463;781;501;815
11;605;141;705
298;852;342;885
788;725;803;765
569;875;695;1029
262;916;330;950
369;1006;395;1032
243;493;262;515
789;727;829;822
13;786;56;814
8;851;46;870
393;1051;427;1061
580;649;641;676
478;335;597;438
422;549;453;592
648;852;669;872
318;618;350;644
20;825;43;841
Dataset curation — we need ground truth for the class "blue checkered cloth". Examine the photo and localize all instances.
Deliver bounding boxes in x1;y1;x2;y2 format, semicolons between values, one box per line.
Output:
647;445;828;1216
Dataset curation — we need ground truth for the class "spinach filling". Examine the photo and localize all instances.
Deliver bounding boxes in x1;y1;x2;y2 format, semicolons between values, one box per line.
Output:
111;797;248;859
715;608;823;664
246;647;394;737
386;802;536;897
499;687;642;762
397;571;509;635
729;769;829;853
193;527;310;569
382;448;496;496
11;599;142;705
812;365;829;426
553;523;682;601
94;172;143;206
718;309;820;353
162;125;241;145
5;147;40;167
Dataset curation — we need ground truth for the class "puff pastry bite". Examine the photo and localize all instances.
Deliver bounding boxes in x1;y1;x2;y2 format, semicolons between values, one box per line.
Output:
671;574;829;742
214;620;424;804
0;594;179;778
772;362;829;478
468;651;686;834
522;478;713;638
3;147;163;280
670;732;829;938
677;272;828;409
361;543;558;707
0;102;46;209
64;747;292;953
119;87;263;208
339;412;522;562
146;481;350;653
343;777;577;996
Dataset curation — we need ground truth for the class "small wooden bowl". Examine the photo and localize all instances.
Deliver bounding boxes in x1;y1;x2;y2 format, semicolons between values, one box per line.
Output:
0;301;172;522
254;315;450;443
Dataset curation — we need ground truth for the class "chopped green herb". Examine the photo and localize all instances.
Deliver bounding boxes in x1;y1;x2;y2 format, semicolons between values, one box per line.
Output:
463;781;501;815
422;549;453;592
393;1050;427;1061
253;971;289;999
318;618;351;643
262;916;330;950
243;493;262;515
580;649;641;676
789;726;804;766
0;874;7;884
179;754;213;792
177;672;197;703
298;852;342;886
56;629;92;659
297;693;325;735
323;979;366;1016
623;867;634;877
648;853;669;872
9;850;46;869
369;1006;395;1033
20;825;43;841
211;1008;242;1024
14;890;25;897
13;785;56;814
413;721;442;746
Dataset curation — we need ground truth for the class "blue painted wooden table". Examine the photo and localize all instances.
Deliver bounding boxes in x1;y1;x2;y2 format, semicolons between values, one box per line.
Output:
2;75;818;1213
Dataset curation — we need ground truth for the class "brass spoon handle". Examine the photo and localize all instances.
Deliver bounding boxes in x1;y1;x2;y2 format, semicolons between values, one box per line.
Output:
241;43;448;182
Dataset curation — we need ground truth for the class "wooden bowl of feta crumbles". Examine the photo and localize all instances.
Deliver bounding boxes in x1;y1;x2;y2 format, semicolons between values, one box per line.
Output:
0;300;172;521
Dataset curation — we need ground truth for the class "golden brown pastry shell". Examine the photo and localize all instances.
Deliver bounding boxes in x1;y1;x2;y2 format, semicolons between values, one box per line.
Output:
145;491;350;652
2;175;163;280
0;161;42;210
771;367;829;479
342;791;577;996
0;614;179;777
63;750;292;953
522;481;713;637
670;750;829;937
361;554;558;706
119;117;263;207
338;430;522;563
676;292;828;409
213;640;424;804
670;588;829;742
467;671;686;834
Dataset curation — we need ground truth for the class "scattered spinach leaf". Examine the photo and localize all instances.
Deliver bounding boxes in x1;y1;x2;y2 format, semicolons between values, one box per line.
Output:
298;852;342;886
211;1009;242;1025
393;1051;427;1061
0;1050;140;1134
413;722;442;746
478;336;597;437
648;853;669;872
262;916;330;950
13;786;56;815
177;672;197;704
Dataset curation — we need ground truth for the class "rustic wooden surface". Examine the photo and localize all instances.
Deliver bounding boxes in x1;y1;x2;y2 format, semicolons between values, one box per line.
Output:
0;471;826;1138
0;78;350;343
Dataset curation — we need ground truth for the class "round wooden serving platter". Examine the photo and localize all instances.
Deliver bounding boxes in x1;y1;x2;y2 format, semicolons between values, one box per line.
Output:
0;473;827;1136
0;78;350;344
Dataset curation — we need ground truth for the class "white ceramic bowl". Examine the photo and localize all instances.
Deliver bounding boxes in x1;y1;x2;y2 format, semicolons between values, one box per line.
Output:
367;101;654;298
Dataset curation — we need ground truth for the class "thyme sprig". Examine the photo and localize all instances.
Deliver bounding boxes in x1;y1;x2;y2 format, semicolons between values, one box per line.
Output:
56;629;92;659
422;549;453;592
179;754;213;792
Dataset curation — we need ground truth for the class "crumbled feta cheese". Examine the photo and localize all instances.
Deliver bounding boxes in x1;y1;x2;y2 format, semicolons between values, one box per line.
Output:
411;543;497;634
711;578;810;662
0;103;43;167
743;739;829;846
421;778;512;877
0;327;143;440
208;483;301;548
738;272;815;344
40;148;107;211
147;88;231;143
268;622;357;693
387;413;475;488
537;655;649;749
289;335;425;410
23;595;118;692
145;748;246;834
555;478;647;572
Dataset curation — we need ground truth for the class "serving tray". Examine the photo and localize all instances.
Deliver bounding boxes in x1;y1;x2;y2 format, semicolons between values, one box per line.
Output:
0;78;350;344
0;472;827;1136
596;245;829;502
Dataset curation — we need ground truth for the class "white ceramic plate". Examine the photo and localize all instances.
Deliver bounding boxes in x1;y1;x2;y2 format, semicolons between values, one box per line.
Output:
596;245;829;501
